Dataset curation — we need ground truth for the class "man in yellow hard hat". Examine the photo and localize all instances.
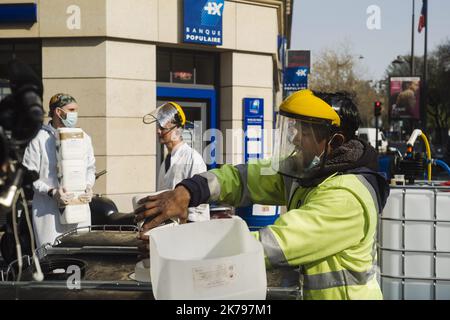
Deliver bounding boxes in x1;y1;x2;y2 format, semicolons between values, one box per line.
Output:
142;102;209;223
135;90;390;300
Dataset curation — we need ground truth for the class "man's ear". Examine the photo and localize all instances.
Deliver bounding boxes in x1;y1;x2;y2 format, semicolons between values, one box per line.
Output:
54;107;64;119
329;133;345;149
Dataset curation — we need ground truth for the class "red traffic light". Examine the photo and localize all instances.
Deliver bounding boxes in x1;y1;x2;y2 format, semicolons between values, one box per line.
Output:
374;101;382;116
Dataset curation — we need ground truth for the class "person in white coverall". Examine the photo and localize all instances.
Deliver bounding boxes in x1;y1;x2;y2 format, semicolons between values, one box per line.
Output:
143;102;209;222
22;93;96;248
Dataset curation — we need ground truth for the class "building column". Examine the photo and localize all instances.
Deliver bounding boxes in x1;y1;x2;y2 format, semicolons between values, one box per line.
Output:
42;38;157;212
219;52;274;165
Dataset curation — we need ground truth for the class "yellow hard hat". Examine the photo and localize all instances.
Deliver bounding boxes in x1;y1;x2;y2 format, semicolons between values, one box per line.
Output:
166;102;186;127
279;89;341;127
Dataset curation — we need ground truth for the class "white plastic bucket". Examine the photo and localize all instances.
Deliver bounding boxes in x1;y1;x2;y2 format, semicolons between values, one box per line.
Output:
380;185;450;300
149;219;267;300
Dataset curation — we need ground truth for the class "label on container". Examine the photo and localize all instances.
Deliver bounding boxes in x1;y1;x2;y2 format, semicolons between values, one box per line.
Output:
252;204;277;216
192;263;236;289
60;132;84;140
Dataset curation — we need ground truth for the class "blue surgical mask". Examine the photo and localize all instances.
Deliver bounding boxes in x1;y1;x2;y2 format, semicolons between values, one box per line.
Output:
305;154;321;171
58;109;78;128
305;134;339;171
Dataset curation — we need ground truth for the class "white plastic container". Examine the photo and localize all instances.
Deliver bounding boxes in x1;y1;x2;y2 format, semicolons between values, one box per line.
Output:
56;128;90;225
59;159;87;191
57;128;85;160
134;259;151;282
149;219;267;300
133;223;178;283
59;202;90;224
380;186;450;300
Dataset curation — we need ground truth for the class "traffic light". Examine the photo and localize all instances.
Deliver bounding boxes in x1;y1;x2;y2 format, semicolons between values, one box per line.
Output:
374;101;382;117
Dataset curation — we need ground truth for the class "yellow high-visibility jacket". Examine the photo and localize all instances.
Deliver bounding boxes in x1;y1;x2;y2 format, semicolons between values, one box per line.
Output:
178;141;390;299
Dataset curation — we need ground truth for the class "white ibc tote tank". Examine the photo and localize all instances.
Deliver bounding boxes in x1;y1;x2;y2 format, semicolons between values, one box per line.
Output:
379;183;450;300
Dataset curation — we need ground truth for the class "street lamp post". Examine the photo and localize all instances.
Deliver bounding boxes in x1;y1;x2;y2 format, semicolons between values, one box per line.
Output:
411;0;415;75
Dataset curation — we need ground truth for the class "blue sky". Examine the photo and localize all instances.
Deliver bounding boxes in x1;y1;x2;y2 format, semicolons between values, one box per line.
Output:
291;0;450;80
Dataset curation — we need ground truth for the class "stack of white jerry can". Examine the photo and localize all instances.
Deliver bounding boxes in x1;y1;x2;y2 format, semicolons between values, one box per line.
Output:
57;128;90;224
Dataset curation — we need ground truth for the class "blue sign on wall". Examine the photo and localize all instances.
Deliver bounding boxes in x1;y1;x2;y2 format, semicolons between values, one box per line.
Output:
183;0;224;46
239;98;280;226
0;3;37;24
243;98;264;162
283;67;309;93
278;36;287;72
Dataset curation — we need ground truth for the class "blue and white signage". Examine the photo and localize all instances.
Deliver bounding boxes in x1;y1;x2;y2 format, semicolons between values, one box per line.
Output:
0;3;37;24
238;98;280;227
243;98;264;162
283;67;309;93
183;0;224;46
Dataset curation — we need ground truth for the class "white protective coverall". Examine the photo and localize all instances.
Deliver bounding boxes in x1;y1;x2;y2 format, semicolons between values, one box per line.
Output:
157;142;210;222
22;123;96;248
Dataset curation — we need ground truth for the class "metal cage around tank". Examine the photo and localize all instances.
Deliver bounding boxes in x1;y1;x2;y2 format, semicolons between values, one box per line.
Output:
378;182;450;300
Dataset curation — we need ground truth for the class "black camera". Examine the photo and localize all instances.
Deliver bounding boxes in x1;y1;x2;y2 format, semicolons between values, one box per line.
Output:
0;59;44;211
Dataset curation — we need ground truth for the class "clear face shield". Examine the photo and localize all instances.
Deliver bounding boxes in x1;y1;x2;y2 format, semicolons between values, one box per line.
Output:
272;113;332;179
143;103;184;129
143;103;186;143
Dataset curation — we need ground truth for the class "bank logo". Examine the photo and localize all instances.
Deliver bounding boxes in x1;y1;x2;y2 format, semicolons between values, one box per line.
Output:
296;69;307;77
250;99;261;114
184;0;224;45
201;0;224;27
284;67;309;92
204;1;223;16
